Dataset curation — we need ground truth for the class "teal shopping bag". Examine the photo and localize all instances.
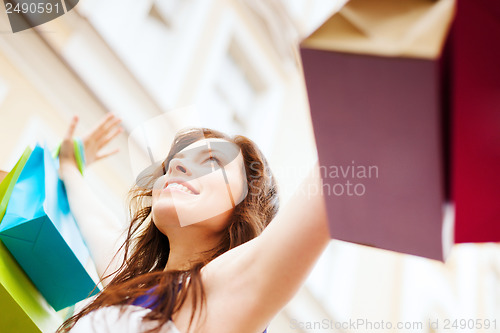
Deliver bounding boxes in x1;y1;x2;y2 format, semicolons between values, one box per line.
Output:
0;143;100;311
1;146;63;332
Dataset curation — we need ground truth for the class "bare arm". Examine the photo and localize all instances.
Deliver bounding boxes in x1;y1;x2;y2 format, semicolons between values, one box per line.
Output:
202;161;330;331
60;163;126;286
59;114;125;286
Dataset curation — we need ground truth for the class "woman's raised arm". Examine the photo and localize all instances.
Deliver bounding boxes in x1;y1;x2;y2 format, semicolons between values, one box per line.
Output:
59;114;125;287
203;161;330;331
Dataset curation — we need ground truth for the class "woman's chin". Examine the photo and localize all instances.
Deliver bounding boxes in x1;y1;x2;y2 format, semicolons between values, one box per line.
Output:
152;202;208;228
152;203;181;226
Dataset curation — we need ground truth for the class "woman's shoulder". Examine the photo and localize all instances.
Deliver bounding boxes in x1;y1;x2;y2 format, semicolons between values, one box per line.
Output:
70;305;181;333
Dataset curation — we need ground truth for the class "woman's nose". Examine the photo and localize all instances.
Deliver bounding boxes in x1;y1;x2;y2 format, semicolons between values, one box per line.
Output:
168;158;191;176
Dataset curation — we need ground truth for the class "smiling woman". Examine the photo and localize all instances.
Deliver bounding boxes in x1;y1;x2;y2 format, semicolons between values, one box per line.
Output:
152;136;249;231
56;116;329;333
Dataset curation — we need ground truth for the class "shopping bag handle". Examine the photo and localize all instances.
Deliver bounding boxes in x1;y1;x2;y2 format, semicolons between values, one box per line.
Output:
52;138;86;175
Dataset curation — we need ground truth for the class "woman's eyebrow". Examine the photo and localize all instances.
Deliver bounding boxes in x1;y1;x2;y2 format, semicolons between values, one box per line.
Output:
198;147;227;159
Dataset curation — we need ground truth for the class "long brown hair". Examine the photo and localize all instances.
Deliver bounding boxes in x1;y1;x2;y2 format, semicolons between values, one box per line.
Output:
57;128;279;333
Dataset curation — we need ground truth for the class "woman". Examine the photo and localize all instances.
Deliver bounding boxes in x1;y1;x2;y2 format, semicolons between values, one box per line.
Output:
57;113;330;333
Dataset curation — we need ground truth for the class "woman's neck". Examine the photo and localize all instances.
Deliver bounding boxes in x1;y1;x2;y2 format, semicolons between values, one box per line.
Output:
163;226;222;272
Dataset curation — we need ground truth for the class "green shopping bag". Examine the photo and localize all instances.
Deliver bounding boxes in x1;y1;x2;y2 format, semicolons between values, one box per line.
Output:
0;147;62;332
0;147;31;222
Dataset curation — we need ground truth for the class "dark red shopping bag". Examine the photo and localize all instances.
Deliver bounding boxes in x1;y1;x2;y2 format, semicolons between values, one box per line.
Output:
451;0;500;243
300;0;455;261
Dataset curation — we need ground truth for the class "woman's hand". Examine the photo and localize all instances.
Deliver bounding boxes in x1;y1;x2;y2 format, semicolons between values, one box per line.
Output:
81;113;123;166
59;113;123;177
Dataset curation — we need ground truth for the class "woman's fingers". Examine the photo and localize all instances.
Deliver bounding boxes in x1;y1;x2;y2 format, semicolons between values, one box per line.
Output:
97;126;123;147
79;113;124;166
95;148;120;161
64;115;79;140
101;116;122;134
82;113;122;147
93;113;121;139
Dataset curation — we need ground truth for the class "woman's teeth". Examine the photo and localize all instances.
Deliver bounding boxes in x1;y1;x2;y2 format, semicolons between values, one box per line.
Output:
166;183;194;195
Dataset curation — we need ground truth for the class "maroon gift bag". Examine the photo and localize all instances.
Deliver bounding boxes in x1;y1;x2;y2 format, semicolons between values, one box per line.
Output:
451;0;500;243
300;0;455;260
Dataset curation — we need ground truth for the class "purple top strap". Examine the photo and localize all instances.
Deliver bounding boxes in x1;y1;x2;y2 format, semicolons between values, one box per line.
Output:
132;287;268;332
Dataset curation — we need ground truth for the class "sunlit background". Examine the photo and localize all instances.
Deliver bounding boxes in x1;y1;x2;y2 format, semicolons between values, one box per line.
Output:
0;1;499;332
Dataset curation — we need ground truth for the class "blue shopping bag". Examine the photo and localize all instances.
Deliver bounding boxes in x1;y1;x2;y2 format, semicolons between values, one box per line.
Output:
0;143;100;311
0;146;63;332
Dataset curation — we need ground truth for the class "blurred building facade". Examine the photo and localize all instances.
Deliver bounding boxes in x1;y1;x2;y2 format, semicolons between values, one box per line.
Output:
0;1;498;332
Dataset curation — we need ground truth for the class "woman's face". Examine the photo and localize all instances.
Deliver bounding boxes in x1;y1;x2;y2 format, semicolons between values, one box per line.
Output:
152;138;247;234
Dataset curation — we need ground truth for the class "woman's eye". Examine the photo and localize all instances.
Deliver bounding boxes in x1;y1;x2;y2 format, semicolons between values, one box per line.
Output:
204;156;221;164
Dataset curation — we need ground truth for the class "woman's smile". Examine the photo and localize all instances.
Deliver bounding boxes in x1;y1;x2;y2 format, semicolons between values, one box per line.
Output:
163;183;196;195
163;178;200;195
